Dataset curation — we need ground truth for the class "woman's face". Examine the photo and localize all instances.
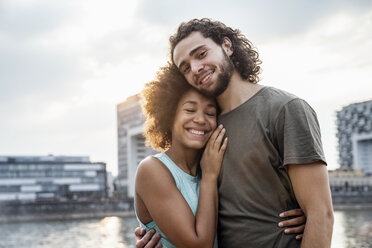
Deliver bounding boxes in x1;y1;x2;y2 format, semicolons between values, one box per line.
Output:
171;88;217;150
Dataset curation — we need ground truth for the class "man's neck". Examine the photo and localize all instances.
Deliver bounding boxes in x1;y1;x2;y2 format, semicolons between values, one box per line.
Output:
217;71;264;115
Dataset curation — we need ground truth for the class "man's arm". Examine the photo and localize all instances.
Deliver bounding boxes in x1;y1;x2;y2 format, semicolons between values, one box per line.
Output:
288;162;334;248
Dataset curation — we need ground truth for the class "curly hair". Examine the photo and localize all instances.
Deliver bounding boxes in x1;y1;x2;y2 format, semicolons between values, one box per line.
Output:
141;63;194;151
169;18;262;84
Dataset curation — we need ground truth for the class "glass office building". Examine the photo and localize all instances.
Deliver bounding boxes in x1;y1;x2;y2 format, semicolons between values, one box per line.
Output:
0;155;107;202
336;100;372;173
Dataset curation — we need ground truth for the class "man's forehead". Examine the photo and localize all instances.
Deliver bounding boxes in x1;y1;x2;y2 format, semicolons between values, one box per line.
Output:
173;32;209;66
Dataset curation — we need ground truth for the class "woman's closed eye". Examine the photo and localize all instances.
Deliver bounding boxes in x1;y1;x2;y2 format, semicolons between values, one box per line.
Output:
205;111;216;117
185;108;196;113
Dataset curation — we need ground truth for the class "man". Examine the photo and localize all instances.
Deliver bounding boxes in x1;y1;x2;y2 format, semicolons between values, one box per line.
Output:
137;18;334;247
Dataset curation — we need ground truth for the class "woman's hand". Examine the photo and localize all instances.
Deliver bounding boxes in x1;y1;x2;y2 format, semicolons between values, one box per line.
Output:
200;124;228;179
278;209;306;240
134;227;162;248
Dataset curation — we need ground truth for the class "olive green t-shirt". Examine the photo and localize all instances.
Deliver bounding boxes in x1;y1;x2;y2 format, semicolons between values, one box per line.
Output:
217;86;326;248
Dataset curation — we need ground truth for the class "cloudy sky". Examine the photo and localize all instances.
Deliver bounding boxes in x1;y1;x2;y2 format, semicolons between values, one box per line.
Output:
1;0;371;174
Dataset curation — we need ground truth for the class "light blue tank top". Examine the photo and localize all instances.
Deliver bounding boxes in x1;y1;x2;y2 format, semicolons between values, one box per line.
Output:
135;152;218;248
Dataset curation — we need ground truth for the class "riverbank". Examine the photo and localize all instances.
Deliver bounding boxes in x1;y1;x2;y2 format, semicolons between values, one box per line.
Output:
0;202;372;223
333;203;372;211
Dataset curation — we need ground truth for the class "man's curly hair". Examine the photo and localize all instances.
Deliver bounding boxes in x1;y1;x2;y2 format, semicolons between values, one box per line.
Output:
141;63;194;151
170;18;262;84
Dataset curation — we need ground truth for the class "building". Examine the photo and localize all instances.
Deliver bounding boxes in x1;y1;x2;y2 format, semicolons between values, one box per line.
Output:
106;171;115;198
116;95;156;200
329;169;372;194
336;100;372;173
0;155;107;203
328;169;372;204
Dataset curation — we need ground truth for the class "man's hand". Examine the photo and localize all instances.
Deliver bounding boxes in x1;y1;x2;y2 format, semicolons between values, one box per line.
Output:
278;208;306;240
135;227;163;248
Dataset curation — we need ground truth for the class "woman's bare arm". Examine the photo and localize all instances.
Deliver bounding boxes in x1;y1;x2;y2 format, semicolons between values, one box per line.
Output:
135;126;227;248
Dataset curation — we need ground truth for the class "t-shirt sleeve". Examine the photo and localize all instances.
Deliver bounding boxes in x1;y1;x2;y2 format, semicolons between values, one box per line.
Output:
274;98;327;166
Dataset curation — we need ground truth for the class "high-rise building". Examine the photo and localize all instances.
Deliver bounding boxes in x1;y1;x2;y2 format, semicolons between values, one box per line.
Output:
116;95;156;200
0;155;107;202
336;100;372;173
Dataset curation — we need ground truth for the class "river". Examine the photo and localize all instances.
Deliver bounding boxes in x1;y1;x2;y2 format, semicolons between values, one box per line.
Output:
0;209;371;248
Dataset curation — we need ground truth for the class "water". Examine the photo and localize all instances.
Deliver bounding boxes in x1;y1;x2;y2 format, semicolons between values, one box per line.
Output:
0;216;139;248
0;210;371;248
332;210;372;248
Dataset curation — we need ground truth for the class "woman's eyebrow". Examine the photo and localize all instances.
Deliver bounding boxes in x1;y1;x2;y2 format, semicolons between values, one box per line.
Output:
182;100;197;106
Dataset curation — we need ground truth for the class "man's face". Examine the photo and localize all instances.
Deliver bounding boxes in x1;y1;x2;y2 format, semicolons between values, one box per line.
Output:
173;32;234;98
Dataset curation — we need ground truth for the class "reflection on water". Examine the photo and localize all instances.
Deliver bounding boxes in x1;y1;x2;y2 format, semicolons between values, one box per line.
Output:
334;210;372;248
332;211;346;248
0;210;371;248
0;216;139;248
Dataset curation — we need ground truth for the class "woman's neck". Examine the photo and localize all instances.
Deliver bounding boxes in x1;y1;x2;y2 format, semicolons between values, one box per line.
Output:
165;146;202;177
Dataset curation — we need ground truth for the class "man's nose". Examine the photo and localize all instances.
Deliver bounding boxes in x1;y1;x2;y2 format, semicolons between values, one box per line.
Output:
190;60;204;74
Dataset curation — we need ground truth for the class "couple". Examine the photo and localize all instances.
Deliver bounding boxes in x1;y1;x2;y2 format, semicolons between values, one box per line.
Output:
134;18;334;248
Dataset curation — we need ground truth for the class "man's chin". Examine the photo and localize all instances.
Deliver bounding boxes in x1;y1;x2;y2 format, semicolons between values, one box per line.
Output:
200;85;227;98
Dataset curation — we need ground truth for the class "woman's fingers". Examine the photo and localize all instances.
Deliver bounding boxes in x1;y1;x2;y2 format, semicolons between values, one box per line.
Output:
278;216;306;228
213;127;226;149
219;137;228;153
279;209;304;218
206;124;223;149
284;225;305;235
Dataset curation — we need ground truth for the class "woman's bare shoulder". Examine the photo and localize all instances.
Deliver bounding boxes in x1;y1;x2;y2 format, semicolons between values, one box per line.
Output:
137;156;164;174
135;155;174;187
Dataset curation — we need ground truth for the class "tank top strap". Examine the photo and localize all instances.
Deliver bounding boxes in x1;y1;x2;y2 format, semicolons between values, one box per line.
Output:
153;153;199;186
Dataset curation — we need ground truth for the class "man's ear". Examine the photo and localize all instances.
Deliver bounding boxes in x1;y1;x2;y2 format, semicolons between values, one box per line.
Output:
222;37;233;56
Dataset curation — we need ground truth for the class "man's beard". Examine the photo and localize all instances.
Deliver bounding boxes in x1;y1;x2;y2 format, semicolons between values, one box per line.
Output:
199;51;234;98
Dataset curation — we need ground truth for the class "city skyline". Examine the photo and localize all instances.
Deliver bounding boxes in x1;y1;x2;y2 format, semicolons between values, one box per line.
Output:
1;0;372;174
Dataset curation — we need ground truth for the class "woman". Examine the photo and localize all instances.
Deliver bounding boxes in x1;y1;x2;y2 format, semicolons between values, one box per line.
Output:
135;63;224;248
